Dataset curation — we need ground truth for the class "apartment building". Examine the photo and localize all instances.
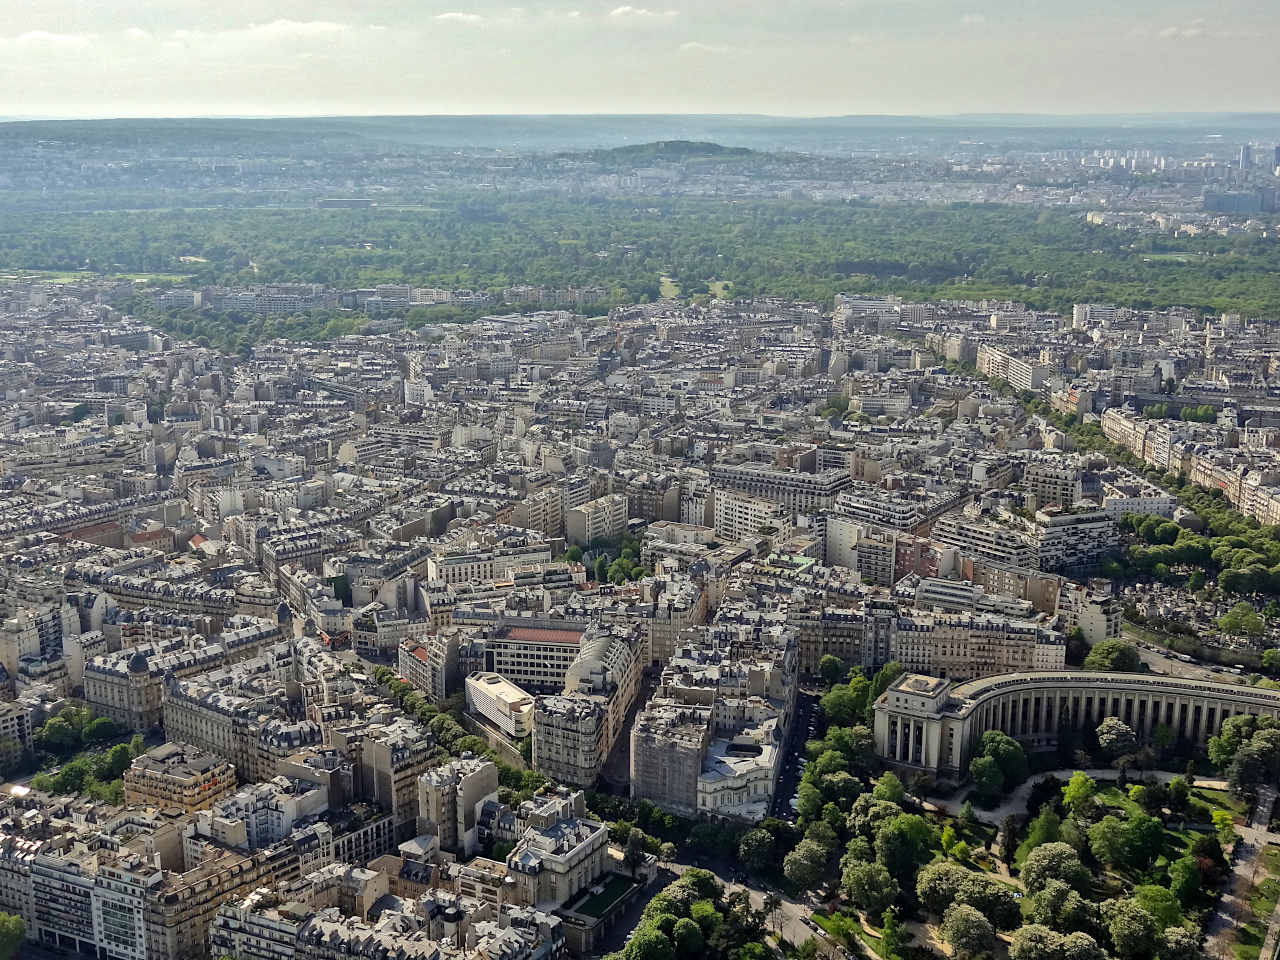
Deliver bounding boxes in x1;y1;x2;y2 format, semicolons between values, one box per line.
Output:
123;742;237;813
976;343;1048;392
531;696;606;789
1033;504;1116;573
565;494;629;547
931;512;1038;570
629;701;712;816
417;756;499;859
710;463;851;512
1023;459;1082;511
397;631;461;704
713;488;793;545
1057;581;1124;644
426;541;554;586
506;790;608;910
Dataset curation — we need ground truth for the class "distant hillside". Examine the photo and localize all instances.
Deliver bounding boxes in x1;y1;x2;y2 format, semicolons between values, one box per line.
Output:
579;140;757;163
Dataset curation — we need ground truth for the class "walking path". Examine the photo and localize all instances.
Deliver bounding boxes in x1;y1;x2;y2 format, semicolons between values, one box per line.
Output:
1248;787;1280;960
922;768;1229;824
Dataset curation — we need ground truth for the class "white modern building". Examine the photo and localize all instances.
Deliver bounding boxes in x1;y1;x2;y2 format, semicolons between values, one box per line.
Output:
465;671;535;739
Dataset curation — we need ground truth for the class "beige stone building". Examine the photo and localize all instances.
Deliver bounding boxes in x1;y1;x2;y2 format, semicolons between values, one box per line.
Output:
875;671;1280;779
123;742;237;813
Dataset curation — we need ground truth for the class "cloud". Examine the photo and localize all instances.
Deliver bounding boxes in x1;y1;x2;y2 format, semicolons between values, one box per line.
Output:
12;30;94;47
241;19;350;38
960;13;985;25
679;41;732;54
434;12;485;23
1158;19;1207;40
609;6;678;19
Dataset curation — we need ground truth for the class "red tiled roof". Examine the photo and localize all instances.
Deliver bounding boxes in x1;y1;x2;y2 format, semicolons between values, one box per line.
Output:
505;627;584;645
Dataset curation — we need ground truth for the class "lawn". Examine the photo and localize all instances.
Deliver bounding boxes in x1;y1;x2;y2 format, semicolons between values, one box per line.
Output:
814;908;890;957
568;872;637;919
1095;785;1143;817
1234;876;1280;960
1263;845;1280;877
659;274;680;298
1193;788;1249;822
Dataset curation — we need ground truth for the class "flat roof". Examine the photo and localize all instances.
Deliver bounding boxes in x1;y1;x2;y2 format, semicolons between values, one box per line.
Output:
504;626;583;645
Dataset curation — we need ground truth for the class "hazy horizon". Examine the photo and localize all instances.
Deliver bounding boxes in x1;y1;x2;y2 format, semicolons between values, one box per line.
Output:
5;1;1280;118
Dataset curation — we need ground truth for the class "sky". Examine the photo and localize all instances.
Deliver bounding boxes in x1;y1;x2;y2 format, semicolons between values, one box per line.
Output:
2;0;1278;117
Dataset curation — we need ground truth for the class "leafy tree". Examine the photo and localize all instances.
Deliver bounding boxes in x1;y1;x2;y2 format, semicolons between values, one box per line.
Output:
872;772;905;804
1062;771;1098;819
817;723;875;773
941;903;995;960
1156;927;1200;960
1168;856;1200;906
1025;806;1062;851
1058;932;1106;960
1190;833;1229;884
874;813;934;887
879;909;906;960
940;823;957;854
795;782;823;823
38;716;78;753
818;655;844;689
658;842;677;863
1009;924;1063;960
980;730;1029;785
737;828;774;873
1102;898;1159;960
1124;814;1165;872
1088;815;1127;868
813;750;848;777
1133;885;1181;929
968;755;1004;798
626;926;676;960
1096;717;1137;760
1023;842;1090;895
843;860;898;916
689;899;722;936
1000;814;1018;864
916;861;973;916
1026;879;1097;936
803;820;839;856
848;795;902;840
1083;640;1140;672
102;743;133;780
1219;601;1264;637
818;685;864;727
1212;809;1235;846
672;917;703;958
0;913;22;960
625;828;648;876
782;839;828;890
